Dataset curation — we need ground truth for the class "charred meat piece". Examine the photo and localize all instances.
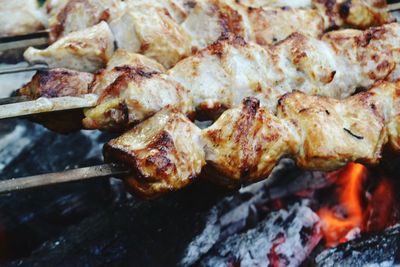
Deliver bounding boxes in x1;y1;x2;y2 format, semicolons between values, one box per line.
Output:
104;108;205;198
18;68;94;133
19;68;94;99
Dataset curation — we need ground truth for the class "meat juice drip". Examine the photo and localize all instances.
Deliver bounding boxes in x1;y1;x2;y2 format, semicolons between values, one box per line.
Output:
317;163;398;247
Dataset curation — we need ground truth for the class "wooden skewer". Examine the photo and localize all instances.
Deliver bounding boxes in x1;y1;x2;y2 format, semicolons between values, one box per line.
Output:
0;94;98;120
0;163;130;194
0;96;29;105
389;2;400;11
0;37;48;53
0;64;48;75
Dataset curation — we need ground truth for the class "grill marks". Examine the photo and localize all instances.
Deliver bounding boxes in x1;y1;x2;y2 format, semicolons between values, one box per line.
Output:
234;98;260;179
97;66;159;102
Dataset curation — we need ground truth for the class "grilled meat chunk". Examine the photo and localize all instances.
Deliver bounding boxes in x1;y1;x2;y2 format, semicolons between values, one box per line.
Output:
18;68;94;133
48;0;122;43
202;97;298;186
19;68;94;99
246;6;325;46
24;22;115;72
109;2;192;68
0;0;46;37
106;81;400;197
181;0;325;50
83;50;193;131
104;108;205;198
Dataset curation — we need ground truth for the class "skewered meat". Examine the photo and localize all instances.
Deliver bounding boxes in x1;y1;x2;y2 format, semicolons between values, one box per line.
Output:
105;108;204;197
109;0;391;66
19;68;94;99
82;49;193;131
109;2;192;68
0;0;47;37
80;23;400;131
19;49;165;132
38;0;391;69
18;68;95;133
18;23;400;131
24;22;115;72
47;0;122;43
104;80;400;198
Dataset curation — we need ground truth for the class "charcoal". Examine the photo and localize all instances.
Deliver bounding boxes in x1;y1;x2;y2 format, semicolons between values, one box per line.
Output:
0;119;116;262
198;203;322;267
2;159;324;267
315;225;400;266
5;190;322;267
4;183;228;267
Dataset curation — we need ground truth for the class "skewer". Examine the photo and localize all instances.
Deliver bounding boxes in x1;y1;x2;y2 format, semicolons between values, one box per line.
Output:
0;163;130;194
0;94;98;119
0;29;49;53
389;2;400;11
0;64;48;75
0;96;29;105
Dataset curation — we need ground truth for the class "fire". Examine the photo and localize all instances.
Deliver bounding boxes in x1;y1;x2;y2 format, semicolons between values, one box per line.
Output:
318;162;398;247
318;163;366;246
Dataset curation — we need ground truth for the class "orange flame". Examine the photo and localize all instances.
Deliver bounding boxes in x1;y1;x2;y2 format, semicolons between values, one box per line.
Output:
363;177;396;232
318;163;366;247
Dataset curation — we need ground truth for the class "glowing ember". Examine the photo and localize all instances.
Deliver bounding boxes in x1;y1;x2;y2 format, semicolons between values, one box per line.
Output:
318;163;366;247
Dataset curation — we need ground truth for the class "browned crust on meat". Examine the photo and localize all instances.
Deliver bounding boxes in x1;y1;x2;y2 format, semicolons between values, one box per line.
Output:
19;69;94;99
